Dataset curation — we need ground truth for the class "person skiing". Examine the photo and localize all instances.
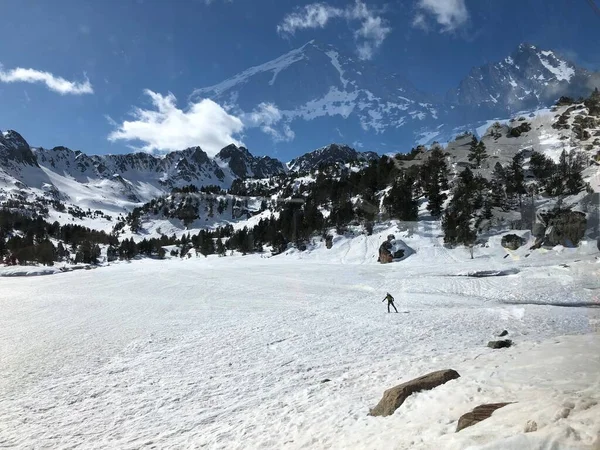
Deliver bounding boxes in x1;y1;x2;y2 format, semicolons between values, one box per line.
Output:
382;292;398;313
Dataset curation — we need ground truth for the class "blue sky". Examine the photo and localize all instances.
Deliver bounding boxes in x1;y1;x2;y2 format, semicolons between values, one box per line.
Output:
1;0;599;159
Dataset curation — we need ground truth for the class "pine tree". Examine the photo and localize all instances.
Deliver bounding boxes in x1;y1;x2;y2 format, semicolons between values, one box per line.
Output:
468;138;488;168
442;167;484;246
420;147;449;217
506;152;526;208
107;245;118;262
490;162;507;209
384;173;418;222
216;238;226;256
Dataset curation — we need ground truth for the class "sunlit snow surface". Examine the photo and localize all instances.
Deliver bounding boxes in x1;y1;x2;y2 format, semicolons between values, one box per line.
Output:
1;227;599;449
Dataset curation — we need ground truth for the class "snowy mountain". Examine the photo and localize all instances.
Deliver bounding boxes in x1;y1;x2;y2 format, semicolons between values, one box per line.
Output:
287;143;378;173
193;41;600;152
215;144;287;179
0;130;291;230
194;40;441;153
0;128;388;231
447;43;599;115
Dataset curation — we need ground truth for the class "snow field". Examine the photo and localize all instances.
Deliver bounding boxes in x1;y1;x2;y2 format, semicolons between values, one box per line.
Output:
0;233;599;449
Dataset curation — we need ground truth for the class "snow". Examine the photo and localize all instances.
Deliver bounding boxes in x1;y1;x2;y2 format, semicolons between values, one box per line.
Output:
325;50;349;89
418;130;442;145
0;265;62;277
1;222;599;449
538;53;575;82
193;44;308;95
289;86;358;121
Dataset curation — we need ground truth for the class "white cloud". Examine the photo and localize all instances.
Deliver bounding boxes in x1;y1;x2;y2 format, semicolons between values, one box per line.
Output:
244;102;295;143
108;90;245;156
277;0;390;60
414;0;469;33
411;13;429;32
0;66;93;95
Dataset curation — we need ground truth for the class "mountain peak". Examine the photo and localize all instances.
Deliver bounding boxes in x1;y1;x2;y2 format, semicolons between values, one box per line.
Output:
288;143;377;173
0;129;38;167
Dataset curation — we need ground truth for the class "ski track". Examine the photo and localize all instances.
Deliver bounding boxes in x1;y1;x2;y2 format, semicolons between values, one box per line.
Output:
1;247;599;449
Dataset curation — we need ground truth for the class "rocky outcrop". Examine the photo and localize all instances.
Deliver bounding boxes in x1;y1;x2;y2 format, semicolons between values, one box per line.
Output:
216;144;286;179
378;241;394;264
377;234;407;264
501;234;525;250
544;210;587;247
456;403;512;432
369;369;460;417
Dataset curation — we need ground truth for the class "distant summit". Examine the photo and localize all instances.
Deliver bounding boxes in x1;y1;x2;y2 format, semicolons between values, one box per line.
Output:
288;143;378;173
193;41;599;153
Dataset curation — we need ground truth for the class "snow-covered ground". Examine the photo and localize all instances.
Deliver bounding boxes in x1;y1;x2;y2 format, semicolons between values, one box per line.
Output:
1;231;599;449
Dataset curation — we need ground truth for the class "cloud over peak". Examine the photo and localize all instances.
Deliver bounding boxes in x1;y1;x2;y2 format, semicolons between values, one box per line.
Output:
108;90;244;156
277;0;390;60
414;0;469;33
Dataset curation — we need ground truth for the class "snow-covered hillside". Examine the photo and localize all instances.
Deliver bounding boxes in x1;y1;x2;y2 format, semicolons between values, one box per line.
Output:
1;225;598;449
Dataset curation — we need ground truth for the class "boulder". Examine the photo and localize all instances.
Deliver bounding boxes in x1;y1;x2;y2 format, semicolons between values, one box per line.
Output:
456;403;512;432
378;234;411;264
369;369;460;417
543;210;587;247
501;234;525;251
497;330;509;337
488;339;512;349
325;235;333;249
378;241;394;264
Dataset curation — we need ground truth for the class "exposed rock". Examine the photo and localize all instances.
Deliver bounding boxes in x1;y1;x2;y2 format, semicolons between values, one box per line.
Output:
501;234;525;251
378;234;408;264
378;241;394;264
325;235;333;249
497;330;509;337
488;339;513;349
369;369;460;417
525;420;538;433
456;403;512;432
543;210;587;247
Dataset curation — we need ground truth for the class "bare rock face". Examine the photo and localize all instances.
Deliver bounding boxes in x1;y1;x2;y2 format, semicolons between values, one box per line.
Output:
369;369;460;417
456;403;512;432
544;210;587;247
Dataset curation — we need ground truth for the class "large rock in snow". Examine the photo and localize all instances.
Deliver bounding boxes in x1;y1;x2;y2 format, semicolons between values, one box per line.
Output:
369;369;460;417
501;234;525;251
456;403;512;432
544;210;587;247
377;235;413;264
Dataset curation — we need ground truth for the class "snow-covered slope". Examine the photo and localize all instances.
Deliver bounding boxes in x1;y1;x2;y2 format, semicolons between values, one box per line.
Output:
1;225;598;449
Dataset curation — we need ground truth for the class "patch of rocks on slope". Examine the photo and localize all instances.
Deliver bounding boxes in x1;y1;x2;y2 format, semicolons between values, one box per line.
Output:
367;329;520;433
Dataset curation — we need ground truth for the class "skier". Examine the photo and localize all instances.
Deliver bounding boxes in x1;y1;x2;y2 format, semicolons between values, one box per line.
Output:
382;292;398;313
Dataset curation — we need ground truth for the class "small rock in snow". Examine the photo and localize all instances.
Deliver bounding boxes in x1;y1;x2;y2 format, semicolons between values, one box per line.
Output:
525;420;538;432
488;339;513;349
